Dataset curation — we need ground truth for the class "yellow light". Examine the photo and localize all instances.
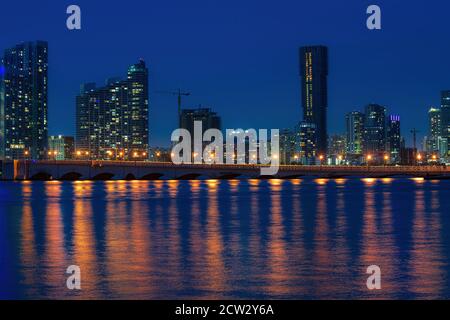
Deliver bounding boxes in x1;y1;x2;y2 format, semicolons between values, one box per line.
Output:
417;154;422;161
76;151;81;156
384;155;389;161
48;151;52;156
319;155;324;160
367;155;372;161
142;152;147;157
432;155;437;160
54;151;58;155
86;151;89;155
133;152;138;157
156;152;161;157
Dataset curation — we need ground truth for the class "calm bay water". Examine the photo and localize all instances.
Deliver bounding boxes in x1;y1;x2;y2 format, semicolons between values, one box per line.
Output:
1;178;450;300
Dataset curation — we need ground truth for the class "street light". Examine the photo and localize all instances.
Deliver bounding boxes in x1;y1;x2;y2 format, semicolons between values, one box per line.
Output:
367;154;372;166
319;155;324;166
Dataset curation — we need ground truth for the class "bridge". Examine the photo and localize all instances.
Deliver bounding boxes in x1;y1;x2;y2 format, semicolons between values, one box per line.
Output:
1;160;449;181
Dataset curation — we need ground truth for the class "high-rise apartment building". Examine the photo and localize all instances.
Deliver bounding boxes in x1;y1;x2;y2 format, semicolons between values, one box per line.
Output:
387;115;401;164
441;91;450;157
345;111;364;156
0;41;48;160
363;104;387;161
75;60;149;160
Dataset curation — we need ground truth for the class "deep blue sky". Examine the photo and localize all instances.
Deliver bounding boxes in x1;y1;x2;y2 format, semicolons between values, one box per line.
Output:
1;0;449;146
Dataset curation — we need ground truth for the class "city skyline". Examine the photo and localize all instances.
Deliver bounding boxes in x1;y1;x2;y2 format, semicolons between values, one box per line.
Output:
2;1;450;147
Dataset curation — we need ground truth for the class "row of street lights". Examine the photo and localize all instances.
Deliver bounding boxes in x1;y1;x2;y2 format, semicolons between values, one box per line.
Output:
74;150;148;160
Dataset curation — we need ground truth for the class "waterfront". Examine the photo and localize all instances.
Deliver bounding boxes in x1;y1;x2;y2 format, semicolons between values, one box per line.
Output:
1;178;450;299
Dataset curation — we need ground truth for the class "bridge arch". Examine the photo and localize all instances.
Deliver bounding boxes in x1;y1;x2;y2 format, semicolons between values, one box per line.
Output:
140;173;164;180
125;173;136;180
176;173;202;180
92;173;115;181
60;172;83;181
30;172;53;181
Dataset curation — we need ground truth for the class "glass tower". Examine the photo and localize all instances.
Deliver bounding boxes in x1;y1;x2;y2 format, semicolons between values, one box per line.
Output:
300;46;328;156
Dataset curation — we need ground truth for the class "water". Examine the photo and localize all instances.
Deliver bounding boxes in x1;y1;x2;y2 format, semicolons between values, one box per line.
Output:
1;178;450;300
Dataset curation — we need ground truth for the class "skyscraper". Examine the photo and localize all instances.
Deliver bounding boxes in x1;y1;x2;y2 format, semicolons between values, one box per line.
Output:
0;41;48;160
387;115;401;164
75;60;149;160
300;46;328;156
441;91;450;157
345;111;364;156
363;104;387;161
427;107;441;153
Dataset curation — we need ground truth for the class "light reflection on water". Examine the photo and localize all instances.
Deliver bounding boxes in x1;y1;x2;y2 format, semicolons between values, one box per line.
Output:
1;178;450;299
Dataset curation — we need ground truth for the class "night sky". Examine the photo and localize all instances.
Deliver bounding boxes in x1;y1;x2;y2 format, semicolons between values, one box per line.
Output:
1;0;449;146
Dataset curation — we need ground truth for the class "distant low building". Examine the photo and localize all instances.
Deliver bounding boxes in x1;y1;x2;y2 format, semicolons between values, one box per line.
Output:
179;107;221;162
48;135;74;160
400;147;417;166
149;147;171;162
298;121;317;165
328;134;346;165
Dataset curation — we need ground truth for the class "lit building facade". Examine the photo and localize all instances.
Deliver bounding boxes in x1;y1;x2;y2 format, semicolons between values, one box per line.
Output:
363;104;387;162
298;121;317;165
387;115;401;164
279;128;296;165
48;135;74;160
427;107;441;153
0;41;48;160
441;91;450;158
75;60;149;160
328;134;346;164
300;46;328;156
345;111;364;156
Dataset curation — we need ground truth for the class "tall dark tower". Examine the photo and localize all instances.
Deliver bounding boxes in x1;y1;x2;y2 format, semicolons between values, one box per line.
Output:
300;45;328;156
0;41;48;160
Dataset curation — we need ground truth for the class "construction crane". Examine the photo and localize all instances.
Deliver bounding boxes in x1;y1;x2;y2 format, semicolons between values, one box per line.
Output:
155;89;191;118
411;128;420;151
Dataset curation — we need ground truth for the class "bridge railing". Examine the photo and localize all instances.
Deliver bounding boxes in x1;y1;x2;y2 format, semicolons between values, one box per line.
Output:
18;160;450;173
